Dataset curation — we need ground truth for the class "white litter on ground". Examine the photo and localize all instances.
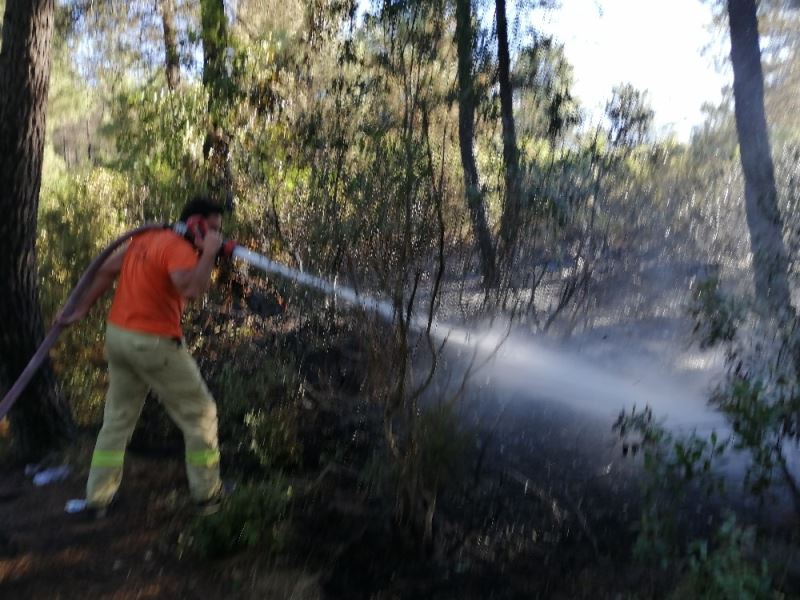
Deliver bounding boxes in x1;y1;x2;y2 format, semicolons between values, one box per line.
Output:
64;499;87;514
32;465;70;486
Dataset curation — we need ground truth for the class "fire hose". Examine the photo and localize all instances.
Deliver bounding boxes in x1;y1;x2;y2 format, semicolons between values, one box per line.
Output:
0;223;164;421
0;220;397;422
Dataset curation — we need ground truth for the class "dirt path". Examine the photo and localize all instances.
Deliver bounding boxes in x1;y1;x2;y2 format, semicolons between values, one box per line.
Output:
0;453;236;599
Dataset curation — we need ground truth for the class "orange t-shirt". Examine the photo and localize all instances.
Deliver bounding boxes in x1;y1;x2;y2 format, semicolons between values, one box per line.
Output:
108;229;198;339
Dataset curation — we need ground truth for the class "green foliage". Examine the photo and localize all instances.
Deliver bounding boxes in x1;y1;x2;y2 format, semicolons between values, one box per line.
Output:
513;37;581;143
387;400;475;542
110;81;209;219
714;376;799;500
606;83;655;148
211;345;303;472
670;515;774;600
180;479;292;558
242;404;302;470
414;403;473;493
696;285;800;505
38;167;130;314
617;407;779;598
690;277;740;349
614;406;727;566
38;166;132;423
366;401;473;504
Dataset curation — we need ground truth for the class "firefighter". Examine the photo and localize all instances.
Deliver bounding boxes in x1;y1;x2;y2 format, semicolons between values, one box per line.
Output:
58;197;226;518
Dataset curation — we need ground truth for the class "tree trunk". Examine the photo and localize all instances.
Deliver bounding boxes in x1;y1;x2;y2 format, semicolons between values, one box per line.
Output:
727;0;794;324
455;0;496;287
200;0;233;205
201;0;227;103
0;0;75;460
159;0;180;90
495;0;521;266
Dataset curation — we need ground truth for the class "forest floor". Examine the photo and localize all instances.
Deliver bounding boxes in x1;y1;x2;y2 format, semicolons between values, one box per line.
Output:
0;447;326;599
0;256;758;599
0;404;654;600
0;388;655;600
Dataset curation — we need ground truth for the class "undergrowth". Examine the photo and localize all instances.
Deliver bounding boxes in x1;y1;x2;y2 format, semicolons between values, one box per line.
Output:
179;479;292;559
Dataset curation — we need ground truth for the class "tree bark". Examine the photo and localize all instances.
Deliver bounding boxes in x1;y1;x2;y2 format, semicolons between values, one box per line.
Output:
455;0;496;287
728;0;794;323
200;0;233;205
0;0;75;460
201;0;227;103
159;0;180;90
495;0;521;265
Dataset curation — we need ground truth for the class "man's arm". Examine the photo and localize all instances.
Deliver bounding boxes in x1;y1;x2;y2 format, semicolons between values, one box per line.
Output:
170;231;223;299
57;245;128;326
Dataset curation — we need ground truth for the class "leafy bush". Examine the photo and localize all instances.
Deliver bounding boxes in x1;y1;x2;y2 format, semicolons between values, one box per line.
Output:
713;375;800;503
242;404;302;470
695;286;800;510
670;515;774;600
180;479;292;559
414;403;473;494
38;166;131;424
211;341;303;472
690;277;740;349
390;401;475;543
110;81;209;218
617;408;780;599
614;406;727;567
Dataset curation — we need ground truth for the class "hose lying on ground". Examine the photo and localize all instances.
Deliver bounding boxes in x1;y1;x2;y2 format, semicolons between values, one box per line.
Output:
0;224;165;421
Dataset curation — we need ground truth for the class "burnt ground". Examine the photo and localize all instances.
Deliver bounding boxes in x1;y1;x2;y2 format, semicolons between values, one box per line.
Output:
0;402;651;600
0;303;781;599
0;451;287;600
4;398;794;599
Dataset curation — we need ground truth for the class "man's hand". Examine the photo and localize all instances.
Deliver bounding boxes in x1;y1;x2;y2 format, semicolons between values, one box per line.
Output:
52;248;126;328
202;229;223;256
54;306;87;327
172;230;223;299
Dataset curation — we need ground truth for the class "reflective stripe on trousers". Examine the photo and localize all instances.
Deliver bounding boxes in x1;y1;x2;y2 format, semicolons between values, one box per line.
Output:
86;324;222;508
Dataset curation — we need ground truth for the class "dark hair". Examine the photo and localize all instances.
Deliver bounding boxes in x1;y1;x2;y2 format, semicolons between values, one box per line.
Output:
179;195;225;222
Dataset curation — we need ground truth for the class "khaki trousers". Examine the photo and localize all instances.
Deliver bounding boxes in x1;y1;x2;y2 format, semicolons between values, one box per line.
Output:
86;323;222;508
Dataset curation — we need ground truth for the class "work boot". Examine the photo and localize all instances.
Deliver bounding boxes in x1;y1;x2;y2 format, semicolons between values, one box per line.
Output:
87;505;110;521
85;496;117;521
194;481;235;517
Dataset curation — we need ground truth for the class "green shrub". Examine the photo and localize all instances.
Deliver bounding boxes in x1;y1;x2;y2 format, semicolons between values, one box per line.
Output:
211;345;303;472
615;406;727;567
670;515;774;600
110;81;209;217
715;377;796;499
690;277;740;349
242;405;302;470
180;479;292;559
616;408;780;599
38;167;131;424
415;403;473;493
388;401;475;543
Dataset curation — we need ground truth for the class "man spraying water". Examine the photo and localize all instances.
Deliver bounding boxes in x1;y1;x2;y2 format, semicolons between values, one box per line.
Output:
2;191;405;514
57;197;227;519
